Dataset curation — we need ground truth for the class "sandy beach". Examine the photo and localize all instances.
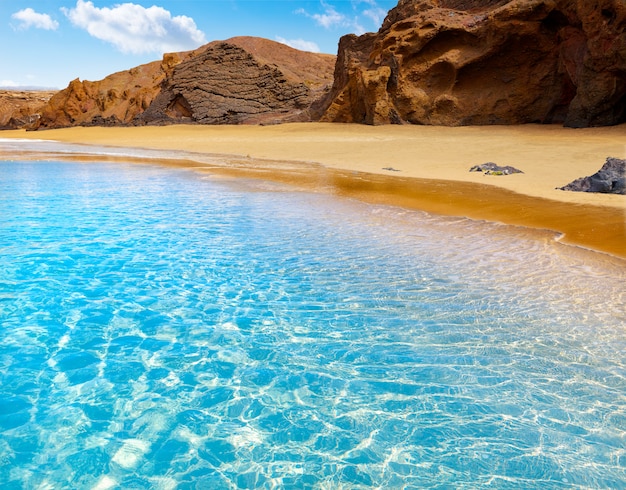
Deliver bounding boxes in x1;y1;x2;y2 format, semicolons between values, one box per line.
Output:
1;123;625;258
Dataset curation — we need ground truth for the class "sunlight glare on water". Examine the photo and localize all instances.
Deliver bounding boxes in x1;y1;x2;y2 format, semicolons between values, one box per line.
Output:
0;159;625;489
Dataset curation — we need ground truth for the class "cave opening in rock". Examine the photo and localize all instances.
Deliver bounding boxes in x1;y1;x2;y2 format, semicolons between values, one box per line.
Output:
540;10;570;34
165;94;193;119
601;8;616;24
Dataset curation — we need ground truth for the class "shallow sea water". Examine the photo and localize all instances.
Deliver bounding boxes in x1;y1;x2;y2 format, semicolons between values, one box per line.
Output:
0;157;625;489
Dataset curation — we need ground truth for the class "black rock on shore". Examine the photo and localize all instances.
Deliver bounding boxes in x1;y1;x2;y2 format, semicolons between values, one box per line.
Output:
559;158;626;195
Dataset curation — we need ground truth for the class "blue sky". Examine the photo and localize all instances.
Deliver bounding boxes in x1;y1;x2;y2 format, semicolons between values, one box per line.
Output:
1;0;396;89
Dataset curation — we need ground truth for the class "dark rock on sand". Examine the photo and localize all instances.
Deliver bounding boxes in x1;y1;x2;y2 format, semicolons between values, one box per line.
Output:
470;162;523;175
558;157;626;194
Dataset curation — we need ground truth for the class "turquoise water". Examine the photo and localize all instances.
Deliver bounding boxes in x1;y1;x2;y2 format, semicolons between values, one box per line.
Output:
0;158;625;489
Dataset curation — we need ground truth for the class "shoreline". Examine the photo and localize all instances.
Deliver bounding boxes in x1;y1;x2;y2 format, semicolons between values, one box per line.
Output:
1;123;625;259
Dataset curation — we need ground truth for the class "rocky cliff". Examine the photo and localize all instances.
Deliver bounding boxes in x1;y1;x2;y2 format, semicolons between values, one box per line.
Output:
31;37;335;129
316;0;626;127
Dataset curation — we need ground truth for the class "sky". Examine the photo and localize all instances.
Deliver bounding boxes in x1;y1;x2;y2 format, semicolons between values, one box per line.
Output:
1;0;397;89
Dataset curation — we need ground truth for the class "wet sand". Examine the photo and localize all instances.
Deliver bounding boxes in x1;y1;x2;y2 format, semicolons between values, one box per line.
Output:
1;123;625;258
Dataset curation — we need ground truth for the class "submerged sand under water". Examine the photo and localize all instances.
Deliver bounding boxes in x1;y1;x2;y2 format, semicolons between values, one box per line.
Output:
1;158;624;488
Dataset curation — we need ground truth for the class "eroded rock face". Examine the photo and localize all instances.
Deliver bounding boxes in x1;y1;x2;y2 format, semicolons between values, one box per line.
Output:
138;37;335;125
30;37;335;129
316;0;626;127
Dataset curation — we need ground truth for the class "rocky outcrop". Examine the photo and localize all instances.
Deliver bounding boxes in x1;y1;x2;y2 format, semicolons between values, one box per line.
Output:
33;50;195;129
0;90;56;129
137;37;335;125
315;0;626;127
559;157;626;194
30;37;335;129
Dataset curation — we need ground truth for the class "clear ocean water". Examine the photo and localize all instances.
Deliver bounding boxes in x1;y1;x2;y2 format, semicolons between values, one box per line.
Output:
0;156;625;489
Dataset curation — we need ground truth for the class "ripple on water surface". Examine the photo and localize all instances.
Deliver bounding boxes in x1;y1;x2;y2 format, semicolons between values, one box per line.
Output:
0;160;625;489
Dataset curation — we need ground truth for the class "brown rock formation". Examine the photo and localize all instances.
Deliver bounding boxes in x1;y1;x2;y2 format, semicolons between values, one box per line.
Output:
30;37;335;130
316;0;626;127
137;37;335;125
0;90;56;129
34;49;200;129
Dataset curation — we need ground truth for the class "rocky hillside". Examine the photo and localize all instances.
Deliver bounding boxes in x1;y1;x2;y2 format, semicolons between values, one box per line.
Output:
315;0;626;127
2;1;624;130
0;90;56;129
137;37;335;125
30;37;335;129
32;52;188;130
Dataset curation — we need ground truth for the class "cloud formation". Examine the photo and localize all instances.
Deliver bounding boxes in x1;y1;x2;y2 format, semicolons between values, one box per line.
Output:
296;3;347;29
11;8;59;31
296;0;389;35
363;6;387;26
275;37;321;53
311;4;345;29
61;0;207;55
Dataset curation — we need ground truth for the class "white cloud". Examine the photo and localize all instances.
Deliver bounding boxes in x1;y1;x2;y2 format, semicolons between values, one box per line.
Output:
61;0;207;55
363;6;387;26
312;5;346;28
296;3;347;29
0;80;20;87
275;37;321;53
296;1;382;34
11;8;59;31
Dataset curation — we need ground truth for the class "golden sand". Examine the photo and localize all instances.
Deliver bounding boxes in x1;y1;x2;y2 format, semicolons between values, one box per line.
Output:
2;123;625;258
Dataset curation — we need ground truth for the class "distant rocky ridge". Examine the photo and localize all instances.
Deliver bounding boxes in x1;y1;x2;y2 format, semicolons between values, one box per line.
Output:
315;0;626;127
1;0;625;130
0;90;55;129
